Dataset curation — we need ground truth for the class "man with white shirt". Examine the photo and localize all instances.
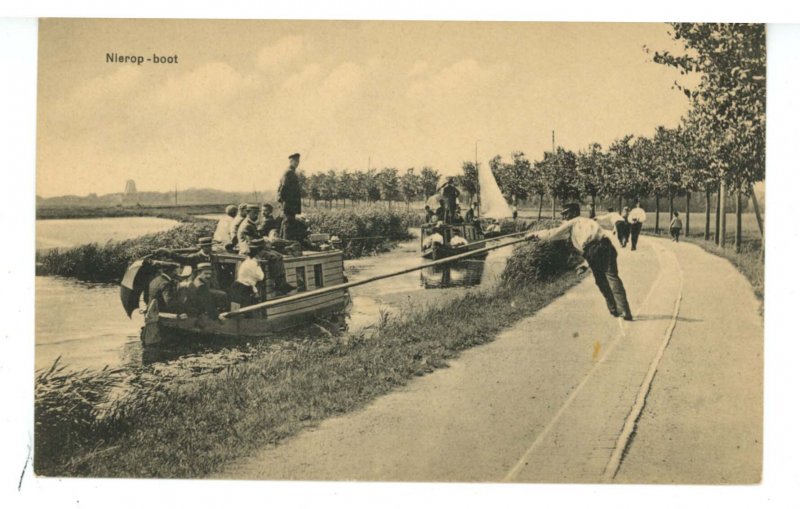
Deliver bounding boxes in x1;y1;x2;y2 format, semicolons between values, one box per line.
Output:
213;205;238;246
628;201;647;251
525;203;633;320
595;207;628;247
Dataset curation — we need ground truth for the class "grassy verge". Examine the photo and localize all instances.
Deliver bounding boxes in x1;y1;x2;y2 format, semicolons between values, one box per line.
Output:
35;240;582;478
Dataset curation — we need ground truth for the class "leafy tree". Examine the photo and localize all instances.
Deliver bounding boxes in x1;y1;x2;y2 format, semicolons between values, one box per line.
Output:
376;167;400;208
420;167;441;199
652;23;765;250
400;168;423;210
491;152;533;204
541;147;581;218
529;158;549;220
576;143;609;217
457;162;480;209
308;173;324;207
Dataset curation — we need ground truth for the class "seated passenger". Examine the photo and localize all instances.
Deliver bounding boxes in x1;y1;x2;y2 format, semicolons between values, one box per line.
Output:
424;205;434;224
435;200;446;224
229;238;267;313
180;262;228;321
237;203;262;255
423;222;446;248
145;261;183;312
228;203;248;252
450;234;468;247
214;205;238;247
257;203;282;238
485;219;501;234
154;237;213;268
452;206;464;224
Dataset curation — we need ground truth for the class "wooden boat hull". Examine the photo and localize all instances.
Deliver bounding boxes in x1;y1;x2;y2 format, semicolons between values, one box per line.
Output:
422;242;488;261
125;249;350;346
142;289;350;344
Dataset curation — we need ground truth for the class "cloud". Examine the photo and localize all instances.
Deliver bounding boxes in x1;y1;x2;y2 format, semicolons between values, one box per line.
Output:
152;62;256;108
256;35;305;72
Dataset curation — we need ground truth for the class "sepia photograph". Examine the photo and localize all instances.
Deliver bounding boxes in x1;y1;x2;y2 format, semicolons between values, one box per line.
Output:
29;16;768;487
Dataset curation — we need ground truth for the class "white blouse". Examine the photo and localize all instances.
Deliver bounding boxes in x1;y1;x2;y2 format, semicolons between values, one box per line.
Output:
236;257;264;289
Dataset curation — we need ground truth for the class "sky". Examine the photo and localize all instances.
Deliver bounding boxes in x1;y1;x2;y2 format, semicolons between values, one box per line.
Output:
36;19;694;197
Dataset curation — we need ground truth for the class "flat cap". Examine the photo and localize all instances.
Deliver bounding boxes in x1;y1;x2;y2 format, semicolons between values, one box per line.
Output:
196;262;213;271
197;237;213;247
288;153;301;160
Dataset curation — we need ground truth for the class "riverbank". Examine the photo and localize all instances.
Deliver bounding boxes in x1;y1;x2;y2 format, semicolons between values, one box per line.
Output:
35;240;582;478
36;204;226;222
36;207;425;282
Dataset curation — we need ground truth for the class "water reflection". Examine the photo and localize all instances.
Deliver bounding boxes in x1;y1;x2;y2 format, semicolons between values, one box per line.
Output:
419;259;487;289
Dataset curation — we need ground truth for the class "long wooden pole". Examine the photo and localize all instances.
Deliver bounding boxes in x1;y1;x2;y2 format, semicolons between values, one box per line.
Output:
221;233;531;319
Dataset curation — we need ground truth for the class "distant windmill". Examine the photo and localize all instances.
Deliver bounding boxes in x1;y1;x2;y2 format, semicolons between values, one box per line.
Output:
122;179;138;207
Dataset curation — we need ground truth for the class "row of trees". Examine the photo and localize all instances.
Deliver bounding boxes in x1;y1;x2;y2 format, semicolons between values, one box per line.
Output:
297;167;442;209
470;23;764;253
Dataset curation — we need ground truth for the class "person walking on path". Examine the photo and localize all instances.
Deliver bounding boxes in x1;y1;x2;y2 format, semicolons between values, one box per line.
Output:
278;153;303;239
525;203;633;320
628;201;647;251
669;211;683;242
596;207;628;247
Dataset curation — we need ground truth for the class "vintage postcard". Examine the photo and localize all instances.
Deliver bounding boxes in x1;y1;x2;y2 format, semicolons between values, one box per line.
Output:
32;18;765;485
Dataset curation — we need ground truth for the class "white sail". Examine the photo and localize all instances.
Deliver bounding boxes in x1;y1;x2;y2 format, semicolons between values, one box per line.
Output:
478;164;512;219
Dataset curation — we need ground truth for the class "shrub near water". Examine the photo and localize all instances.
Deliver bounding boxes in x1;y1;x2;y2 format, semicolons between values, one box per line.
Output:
36;221;215;282
305;206;422;240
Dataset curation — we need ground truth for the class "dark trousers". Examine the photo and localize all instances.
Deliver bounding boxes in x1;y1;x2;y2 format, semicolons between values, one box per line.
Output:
262;249;289;287
670;227;681;242
280;214;296;240
614;220;629;247
584;238;632;318
629;221;643;250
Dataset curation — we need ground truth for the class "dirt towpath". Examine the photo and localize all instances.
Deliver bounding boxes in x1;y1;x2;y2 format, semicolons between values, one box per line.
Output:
217;235;762;483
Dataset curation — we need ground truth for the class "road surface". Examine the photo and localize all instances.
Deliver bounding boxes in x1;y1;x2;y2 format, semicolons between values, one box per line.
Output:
217;235;762;483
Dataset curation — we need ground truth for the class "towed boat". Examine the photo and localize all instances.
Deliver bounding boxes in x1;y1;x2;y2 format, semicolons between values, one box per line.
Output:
121;248;349;346
420;222;487;261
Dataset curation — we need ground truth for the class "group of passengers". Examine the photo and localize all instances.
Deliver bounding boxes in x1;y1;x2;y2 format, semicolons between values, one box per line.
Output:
146;152;317;322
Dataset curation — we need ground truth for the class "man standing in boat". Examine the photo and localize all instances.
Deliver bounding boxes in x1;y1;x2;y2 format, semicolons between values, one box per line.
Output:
525;203;633;321
278;153;303;240
438;177;460;224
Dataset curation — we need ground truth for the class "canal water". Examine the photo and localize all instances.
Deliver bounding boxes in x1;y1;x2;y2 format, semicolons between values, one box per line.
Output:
35;230;514;379
36;216;179;251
